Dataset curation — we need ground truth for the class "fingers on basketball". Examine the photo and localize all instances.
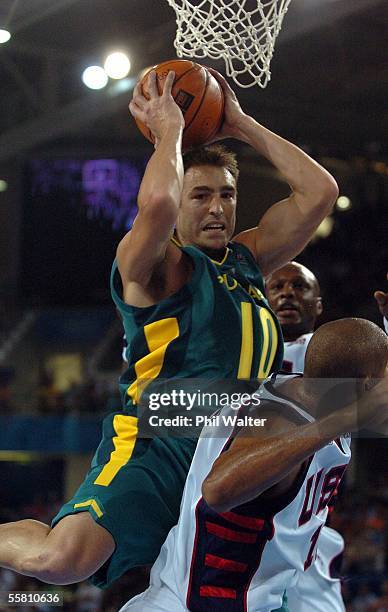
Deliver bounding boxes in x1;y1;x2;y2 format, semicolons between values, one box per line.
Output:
147;71;159;98
163;71;176;96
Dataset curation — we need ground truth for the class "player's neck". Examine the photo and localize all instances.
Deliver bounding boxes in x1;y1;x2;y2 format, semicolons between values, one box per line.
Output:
200;245;228;262
175;232;228;262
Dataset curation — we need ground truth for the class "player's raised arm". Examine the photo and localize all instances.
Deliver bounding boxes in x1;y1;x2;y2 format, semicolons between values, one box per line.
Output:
207;69;339;276
203;377;388;513
117;70;185;289
202;409;333;513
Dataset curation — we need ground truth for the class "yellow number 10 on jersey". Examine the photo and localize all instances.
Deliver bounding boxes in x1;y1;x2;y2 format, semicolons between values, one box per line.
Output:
238;302;278;381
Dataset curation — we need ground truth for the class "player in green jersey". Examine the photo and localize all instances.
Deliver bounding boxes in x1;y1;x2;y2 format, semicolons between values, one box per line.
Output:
0;68;338;588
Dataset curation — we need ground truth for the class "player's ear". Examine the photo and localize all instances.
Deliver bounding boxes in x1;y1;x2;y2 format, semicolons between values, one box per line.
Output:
315;297;323;317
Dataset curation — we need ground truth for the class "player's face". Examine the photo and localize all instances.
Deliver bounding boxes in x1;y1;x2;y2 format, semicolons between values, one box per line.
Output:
266;263;322;340
176;165;237;255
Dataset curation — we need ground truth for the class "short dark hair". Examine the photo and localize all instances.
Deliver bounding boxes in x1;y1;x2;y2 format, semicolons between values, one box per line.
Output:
183;144;239;183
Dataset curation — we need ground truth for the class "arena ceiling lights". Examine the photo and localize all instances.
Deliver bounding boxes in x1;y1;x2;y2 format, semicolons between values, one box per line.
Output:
336;196;352;211
82;51;131;90
0;28;11;43
82;66;108;90
104;52;131;80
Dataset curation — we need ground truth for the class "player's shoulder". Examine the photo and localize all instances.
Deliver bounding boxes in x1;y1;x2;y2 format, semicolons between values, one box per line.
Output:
229;237;258;265
228;239;266;291
112;238;204;310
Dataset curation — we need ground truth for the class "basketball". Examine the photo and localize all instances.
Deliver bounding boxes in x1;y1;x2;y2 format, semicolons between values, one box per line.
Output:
135;59;225;150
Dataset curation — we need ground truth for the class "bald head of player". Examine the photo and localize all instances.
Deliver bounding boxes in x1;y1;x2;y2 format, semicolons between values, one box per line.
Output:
266;261;322;341
305;318;388;380
301;318;388;415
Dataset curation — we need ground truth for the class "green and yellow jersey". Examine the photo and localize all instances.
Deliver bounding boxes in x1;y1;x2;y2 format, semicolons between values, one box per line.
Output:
53;240;284;589
111;240;284;415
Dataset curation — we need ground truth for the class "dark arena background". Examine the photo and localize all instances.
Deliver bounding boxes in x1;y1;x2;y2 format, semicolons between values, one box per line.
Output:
0;0;387;610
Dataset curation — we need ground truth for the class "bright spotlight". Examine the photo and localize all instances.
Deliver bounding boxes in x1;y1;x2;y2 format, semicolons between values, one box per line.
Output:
0;29;11;44
0;179;8;192
314;216;334;239
82;66;108;90
336;196;352;211
104;52;131;79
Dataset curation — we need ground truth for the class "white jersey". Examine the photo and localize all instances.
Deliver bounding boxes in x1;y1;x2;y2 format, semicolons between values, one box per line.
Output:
283;335;345;611
121;376;351;612
282;332;313;373
286;526;345;612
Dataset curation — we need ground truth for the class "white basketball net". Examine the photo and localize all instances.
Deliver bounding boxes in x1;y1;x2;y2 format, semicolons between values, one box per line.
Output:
166;0;292;88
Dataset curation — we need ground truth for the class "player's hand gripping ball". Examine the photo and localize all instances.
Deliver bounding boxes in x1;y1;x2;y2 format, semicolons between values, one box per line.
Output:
135;59;225;150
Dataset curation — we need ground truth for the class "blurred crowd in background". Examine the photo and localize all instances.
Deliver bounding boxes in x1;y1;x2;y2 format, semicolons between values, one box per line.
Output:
0;370;117;416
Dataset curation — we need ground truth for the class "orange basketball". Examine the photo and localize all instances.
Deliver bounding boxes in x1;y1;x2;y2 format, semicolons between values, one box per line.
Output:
135;59;225;150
